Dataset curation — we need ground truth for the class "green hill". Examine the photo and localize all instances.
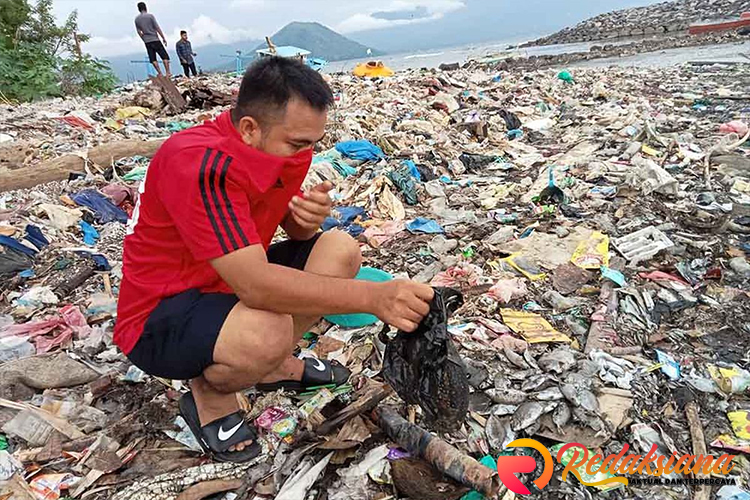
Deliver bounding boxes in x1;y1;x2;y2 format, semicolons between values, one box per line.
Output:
211;21;381;72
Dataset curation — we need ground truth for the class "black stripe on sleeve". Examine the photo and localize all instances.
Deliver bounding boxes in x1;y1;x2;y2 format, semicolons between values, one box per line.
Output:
207;150;240;251
198;148;229;254
217;155;251;247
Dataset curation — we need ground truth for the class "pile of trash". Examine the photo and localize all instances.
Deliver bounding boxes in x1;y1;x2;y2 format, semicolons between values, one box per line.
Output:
527;0;750;45
1;59;750;500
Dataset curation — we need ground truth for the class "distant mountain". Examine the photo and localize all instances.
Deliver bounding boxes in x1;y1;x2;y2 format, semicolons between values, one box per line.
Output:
104;40;262;83
211;22;382;72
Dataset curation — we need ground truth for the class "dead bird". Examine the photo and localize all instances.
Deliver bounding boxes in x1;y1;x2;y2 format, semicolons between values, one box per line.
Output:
486;388;528;405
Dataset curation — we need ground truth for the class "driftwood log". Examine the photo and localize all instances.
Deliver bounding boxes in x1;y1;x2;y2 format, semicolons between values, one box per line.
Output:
0;139;164;192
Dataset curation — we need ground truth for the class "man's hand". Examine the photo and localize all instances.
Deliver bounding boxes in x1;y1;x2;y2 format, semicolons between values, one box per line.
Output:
288;181;333;231
372;280;434;332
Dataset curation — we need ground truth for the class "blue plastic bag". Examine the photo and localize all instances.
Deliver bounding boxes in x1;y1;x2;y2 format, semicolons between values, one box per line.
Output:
71;189;128;224
335;140;384;162
79;221;99;246
406;218;444;234
321;206;367;237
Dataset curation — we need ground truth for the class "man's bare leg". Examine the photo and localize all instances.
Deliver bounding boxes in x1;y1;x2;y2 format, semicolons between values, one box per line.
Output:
191;231;361;451
151;61;162;76
164;59;171;77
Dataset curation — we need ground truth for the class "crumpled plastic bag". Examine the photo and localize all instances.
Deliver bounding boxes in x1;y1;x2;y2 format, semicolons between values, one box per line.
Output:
382;287;469;430
335;140;384;162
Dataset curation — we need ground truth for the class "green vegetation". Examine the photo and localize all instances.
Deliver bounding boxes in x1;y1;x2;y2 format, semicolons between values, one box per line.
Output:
0;0;117;102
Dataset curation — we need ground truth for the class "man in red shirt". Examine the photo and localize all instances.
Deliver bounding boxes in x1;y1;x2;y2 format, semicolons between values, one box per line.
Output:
115;57;434;462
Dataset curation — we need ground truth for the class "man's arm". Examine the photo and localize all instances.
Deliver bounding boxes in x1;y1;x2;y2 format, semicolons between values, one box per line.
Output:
153;16;167;43
211;245;432;332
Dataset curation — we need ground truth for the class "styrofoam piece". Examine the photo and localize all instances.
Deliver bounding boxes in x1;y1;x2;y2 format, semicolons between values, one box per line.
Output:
613;226;674;264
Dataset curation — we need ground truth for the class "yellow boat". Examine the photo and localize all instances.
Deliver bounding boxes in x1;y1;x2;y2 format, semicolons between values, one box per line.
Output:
353;60;394;78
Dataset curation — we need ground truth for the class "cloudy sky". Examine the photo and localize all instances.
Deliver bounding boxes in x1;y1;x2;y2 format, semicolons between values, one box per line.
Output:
54;0;662;58
54;0;469;57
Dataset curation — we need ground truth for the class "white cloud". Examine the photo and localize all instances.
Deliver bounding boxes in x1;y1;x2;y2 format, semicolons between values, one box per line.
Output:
336;0;466;33
83;15;257;57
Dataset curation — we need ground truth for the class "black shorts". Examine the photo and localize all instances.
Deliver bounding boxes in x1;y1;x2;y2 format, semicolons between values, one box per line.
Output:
145;40;169;63
126;234;322;380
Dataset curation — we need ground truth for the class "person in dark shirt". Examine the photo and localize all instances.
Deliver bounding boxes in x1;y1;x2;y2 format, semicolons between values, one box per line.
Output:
176;31;197;78
134;2;171;77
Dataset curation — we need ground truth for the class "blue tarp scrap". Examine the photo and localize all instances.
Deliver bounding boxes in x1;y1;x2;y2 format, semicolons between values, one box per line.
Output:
406;217;444;234
0;235;37;257
335;140;385;162
402;159;421;181
24;225;49;250
388;165;418;206
71;189;128;224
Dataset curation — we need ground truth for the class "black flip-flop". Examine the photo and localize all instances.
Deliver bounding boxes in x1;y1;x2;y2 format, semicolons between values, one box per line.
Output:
178;392;261;463
255;358;351;392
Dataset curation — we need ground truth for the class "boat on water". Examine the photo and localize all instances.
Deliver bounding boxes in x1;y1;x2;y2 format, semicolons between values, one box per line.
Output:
688;12;750;35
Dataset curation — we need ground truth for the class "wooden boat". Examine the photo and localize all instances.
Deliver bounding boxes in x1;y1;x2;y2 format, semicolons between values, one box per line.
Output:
689;12;750;35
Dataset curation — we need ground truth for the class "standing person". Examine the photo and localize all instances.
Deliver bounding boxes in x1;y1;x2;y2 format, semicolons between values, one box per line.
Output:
115;57;434;463
176;30;197;78
134;2;171;77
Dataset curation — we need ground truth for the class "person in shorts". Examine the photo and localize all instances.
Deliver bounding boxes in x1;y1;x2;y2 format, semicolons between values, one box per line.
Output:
134;2;170;77
115;57;434;462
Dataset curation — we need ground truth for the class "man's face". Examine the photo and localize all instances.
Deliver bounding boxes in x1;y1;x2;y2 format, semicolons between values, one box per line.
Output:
181;33;188;41
238;98;327;157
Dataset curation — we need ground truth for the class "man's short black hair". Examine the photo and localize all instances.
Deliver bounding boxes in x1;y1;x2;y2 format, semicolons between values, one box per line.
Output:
231;56;334;125
137;2;147;12
180;30;187;35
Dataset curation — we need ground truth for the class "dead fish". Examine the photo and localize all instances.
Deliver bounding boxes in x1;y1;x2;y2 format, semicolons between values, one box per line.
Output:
490;404;518;416
503;347;528;369
533;386;564;401
573;407;608;433
493;374;511;390
469;392;493;414
552;403;571;431
538;347;577;374
521;374;556;392
560;384;599;413
523;349;540;370
485;415;510;452
512;401;545;431
486;388;528;405
507;369;536;381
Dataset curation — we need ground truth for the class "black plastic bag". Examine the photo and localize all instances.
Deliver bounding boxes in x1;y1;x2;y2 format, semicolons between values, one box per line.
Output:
382;287;469;431
498;109;522;131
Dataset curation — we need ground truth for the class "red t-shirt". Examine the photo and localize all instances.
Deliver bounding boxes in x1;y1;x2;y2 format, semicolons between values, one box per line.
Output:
115;111;312;354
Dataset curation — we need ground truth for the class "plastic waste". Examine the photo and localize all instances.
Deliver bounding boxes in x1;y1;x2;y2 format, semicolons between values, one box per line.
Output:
458;152;501;172
0;336;35;363
557;70;574;82
0;450;22;481
321;206;367;237
487;278;528;303
71;189;128;224
613;226;674;265
335;140;384;162
79;221;99;246
570;231;610;269
500;309;571;343
382;288;469;430
114;106;151;120
629;155;678;196
388;165;418;205
655;350;681;380
719;120;749;136
406;217;444;234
